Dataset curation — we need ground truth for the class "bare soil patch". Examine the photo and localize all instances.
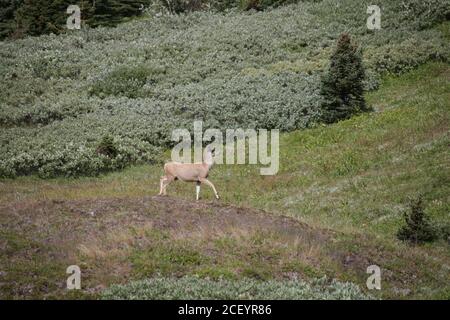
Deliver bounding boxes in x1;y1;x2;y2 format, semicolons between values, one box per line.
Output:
1;196;447;299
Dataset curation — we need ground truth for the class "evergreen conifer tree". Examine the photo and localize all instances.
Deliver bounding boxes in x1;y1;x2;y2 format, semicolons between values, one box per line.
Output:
1;0;150;39
319;33;370;123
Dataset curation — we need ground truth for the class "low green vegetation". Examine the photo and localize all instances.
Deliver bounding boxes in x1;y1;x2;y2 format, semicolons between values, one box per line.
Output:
0;0;307;40
1;62;449;299
1;0;449;301
1;0;449;177
127;228;331;282
102;276;372;300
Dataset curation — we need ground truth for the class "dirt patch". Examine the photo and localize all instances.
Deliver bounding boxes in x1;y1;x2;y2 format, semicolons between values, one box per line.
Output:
1;196;446;299
1;196;332;244
0;196;335;298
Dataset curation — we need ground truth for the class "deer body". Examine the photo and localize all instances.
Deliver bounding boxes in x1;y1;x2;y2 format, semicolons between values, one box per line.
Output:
159;148;220;200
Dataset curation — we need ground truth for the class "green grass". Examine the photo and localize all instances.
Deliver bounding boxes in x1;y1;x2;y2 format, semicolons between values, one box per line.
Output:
4;62;447;236
0;230;92;299
1;1;449;178
127;227;334;283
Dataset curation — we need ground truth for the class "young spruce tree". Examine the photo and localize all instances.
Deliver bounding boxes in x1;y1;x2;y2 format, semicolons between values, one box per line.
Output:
6;0;150;39
319;33;370;124
397;196;437;244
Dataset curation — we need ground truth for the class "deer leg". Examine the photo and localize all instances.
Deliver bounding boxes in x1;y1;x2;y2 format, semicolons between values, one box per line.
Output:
196;181;201;201
199;178;219;199
162;176;174;196
159;176;166;195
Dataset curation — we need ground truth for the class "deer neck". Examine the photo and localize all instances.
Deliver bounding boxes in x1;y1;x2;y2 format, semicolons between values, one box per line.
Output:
204;151;214;169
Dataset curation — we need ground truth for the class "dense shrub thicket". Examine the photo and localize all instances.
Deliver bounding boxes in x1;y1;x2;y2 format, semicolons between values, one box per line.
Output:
0;0;307;40
101;276;372;299
0;0;154;39
0;0;449;177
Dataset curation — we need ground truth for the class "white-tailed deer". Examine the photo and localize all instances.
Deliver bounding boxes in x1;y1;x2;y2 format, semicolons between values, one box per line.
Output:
159;146;220;201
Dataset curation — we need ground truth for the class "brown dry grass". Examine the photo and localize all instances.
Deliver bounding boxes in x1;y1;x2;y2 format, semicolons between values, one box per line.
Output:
1;195;448;299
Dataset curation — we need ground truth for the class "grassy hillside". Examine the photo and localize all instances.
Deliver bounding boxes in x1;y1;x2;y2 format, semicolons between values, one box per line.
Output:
1;62;449;299
1;0;449;177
